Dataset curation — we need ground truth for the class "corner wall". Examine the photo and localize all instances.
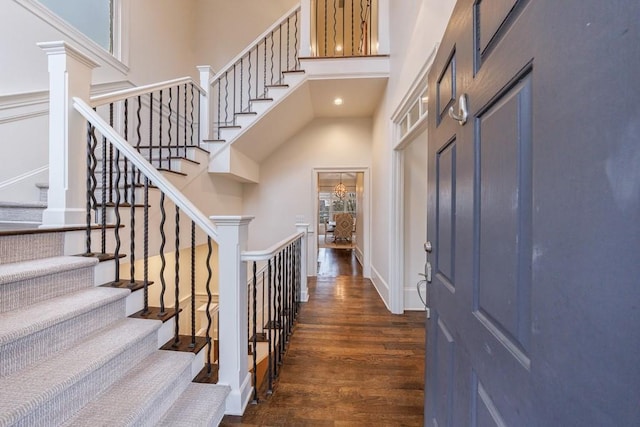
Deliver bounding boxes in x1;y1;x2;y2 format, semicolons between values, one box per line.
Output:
369;0;455;311
243;117;372;252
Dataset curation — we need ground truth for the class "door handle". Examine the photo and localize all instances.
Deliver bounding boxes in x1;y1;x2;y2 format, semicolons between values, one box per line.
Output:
448;94;468;125
424;241;432;253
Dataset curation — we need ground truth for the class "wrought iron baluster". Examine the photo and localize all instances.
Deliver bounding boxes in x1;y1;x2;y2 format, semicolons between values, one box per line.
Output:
183;83;188;156
108;104;114;204
168;87;174;164
113;147;122;282
149;93;154;168
324;0;328;56
278;251;284;362
286;17;290;70
232;64;237;122
294;11;299;68
205;236;214;375
159;193;167;316
143;177;149;314
239;58;243;114
333;0;337;56
101;126;107;254
267;259;273;393
270;32;275;85
190;220;196;347
159;90;164;170
247;53;251;112
263;37;267;96
173;206;181;346
190;84;195;147
251;261;258;402
224;72;229;126
85;122;95;254
136;96;142;183
129;150;136;285
123;99;129;203
217;79;222;138
176;85;181;160
278;23;283;79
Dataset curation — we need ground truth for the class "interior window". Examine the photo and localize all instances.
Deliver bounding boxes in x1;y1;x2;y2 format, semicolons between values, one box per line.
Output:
38;0;113;52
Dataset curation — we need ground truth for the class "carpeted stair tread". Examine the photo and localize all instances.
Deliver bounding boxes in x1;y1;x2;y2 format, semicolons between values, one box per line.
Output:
157;383;230;427
0;318;161;426
0;256;98;286
63;351;194;426
0;286;129;346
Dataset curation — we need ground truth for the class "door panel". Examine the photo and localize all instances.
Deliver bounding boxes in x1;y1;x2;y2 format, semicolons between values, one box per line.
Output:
436;139;456;288
426;0;640;425
476;73;532;358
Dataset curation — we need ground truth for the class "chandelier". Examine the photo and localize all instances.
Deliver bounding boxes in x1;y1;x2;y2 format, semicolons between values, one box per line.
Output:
333;173;347;199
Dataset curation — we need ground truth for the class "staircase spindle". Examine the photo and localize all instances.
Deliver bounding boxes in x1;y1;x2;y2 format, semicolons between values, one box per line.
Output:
205;236;214;375
123;99;129;203
190;83;195;147
100;126;107;254
85;123;94;254
113;147;122;281
267;259;273;393
108;104;114;204
159;90;164;170
149;93;154;168
183;83;188;156
129;149;136;285
251;261;258;402
143;176;149;313
173;206;180;346
190;220;196;347
159;193;167;315
239;58;244;114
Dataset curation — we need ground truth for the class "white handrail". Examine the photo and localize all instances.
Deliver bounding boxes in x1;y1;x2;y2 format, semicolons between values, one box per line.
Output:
89;76;205;107
210;4;301;84
73;97;219;242
242;231;304;262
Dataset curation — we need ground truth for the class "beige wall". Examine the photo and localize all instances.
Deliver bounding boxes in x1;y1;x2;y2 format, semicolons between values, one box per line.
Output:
193;0;298;71
243;117;372;251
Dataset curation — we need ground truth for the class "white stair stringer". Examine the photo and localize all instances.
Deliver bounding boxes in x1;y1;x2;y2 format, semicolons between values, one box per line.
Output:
207;69;307;183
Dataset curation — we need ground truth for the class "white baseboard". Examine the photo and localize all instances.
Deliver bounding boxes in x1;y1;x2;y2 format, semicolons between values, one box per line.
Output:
370;265;391;312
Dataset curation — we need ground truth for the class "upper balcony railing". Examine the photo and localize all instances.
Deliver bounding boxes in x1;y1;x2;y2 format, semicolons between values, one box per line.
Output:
310;0;378;57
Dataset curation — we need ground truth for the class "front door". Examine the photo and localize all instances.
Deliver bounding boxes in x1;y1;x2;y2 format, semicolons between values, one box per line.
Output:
426;0;640;425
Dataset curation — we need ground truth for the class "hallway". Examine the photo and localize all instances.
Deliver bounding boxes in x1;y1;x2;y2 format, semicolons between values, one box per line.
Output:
222;248;426;426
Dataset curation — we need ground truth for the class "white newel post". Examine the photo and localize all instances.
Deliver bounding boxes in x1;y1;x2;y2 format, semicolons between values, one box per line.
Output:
300;0;312;57
296;222;310;302
38;41;98;227
197;65;213;142
210;215;254;415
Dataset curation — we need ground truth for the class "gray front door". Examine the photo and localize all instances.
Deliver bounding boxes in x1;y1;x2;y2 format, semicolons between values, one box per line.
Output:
425;0;640;425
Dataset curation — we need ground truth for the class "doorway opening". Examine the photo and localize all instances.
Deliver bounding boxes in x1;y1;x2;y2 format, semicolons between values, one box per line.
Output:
314;170;367;277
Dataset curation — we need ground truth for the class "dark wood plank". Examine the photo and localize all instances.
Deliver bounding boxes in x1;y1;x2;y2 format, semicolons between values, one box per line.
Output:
222;248;426;426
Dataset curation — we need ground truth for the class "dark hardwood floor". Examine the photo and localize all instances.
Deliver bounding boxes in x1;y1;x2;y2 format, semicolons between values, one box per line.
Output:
221;248;426;426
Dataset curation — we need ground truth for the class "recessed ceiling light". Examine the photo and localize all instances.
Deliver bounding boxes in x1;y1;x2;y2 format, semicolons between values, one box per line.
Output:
334;98;343;106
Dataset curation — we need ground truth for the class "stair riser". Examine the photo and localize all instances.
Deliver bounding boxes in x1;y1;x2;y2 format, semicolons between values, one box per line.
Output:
218;127;241;141
14;332;158;427
249;100;273;115
0;232;64;265
0;205;45;224
0;266;94;313
235;114;257;128
0;298;126;378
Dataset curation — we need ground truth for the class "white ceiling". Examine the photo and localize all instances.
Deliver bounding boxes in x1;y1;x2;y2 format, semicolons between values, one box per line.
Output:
231;77;388;163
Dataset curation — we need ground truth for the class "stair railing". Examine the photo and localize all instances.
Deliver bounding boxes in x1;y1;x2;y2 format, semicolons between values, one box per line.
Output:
311;0;377;57
209;6;301;140
89;77;205;193
242;228;307;402
75;96;221;382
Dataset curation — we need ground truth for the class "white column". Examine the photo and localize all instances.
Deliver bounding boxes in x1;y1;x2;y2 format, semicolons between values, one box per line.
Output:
197;65;214;142
300;0;312;57
210;215;254;416
296;222;310;302
38;41;98;227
